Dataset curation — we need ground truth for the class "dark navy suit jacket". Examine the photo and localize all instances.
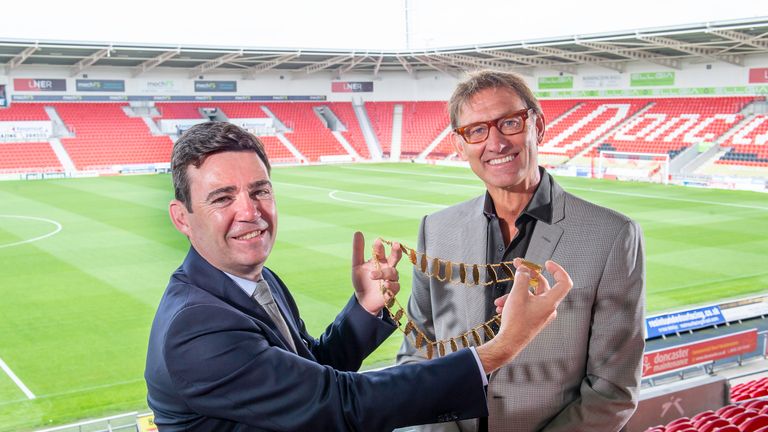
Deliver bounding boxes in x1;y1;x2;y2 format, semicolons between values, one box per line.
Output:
145;247;488;431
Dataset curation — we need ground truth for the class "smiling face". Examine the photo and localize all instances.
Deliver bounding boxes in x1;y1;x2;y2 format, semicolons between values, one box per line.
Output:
453;87;545;194
169;151;277;280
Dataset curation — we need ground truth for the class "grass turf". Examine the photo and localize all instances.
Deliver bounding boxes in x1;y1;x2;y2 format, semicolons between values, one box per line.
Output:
0;163;766;430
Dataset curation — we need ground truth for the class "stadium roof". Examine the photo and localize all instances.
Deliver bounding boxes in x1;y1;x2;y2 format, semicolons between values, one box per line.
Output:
2;17;767;79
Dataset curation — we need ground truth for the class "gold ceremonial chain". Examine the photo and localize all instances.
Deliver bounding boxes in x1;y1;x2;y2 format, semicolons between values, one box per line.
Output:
374;239;542;360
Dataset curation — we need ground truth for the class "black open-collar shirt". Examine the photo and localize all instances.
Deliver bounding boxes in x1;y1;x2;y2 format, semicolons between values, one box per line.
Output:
483;167;554;322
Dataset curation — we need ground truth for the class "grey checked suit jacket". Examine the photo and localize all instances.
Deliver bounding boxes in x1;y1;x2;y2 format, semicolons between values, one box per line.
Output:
397;174;645;432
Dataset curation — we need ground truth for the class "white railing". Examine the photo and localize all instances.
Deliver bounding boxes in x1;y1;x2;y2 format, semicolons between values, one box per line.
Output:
35;411;150;432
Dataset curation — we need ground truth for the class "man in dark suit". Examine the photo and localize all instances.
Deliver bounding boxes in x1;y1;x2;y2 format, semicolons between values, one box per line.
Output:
144;121;572;431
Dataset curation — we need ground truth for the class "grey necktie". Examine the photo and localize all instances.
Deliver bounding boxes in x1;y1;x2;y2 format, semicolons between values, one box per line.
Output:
253;280;297;353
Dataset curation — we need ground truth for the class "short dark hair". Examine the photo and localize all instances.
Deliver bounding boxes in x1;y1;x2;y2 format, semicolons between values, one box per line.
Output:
448;69;542;129
171;122;271;211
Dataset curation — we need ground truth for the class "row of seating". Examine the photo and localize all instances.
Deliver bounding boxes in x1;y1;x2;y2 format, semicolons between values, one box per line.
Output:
0;142;61;173
264;103;347;161
0;103;49;121
733;378;768;402
54;103;172;170
643;376;768;432
645;399;768;431
1;98;766;170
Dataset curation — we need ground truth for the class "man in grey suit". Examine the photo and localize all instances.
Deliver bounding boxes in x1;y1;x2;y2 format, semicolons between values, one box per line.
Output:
398;70;645;432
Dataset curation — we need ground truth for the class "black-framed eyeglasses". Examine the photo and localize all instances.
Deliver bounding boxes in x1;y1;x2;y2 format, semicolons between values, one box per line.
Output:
454;108;532;144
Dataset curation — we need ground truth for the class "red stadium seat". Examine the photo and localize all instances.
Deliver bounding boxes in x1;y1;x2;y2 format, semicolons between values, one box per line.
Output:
715;426;742;432
665;417;692;428
695;410;718;421
701;419;734;432
744;400;768;412
694;411;720;427
732;411;758;426
740;415;768;431
667;420;695;432
720;406;747;420
697;414;724;429
54;102;172;170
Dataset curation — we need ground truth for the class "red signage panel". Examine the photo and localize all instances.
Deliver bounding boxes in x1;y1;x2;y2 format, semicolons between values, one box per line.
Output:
642;329;757;377
13;78;67;92
749;68;768;83
331;81;373;93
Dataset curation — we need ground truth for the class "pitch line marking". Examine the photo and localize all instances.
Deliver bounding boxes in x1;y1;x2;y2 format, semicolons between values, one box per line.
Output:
339;165;476;181
0;215;63;249
427;182;768;211
338;167;768;211
566;186;768;211
327;190;445;208
0;357;35;399
273;181;444;208
0;377;148;407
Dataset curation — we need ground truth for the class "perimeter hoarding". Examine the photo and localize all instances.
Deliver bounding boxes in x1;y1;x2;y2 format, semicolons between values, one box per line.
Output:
645;305;726;338
642;329;758;378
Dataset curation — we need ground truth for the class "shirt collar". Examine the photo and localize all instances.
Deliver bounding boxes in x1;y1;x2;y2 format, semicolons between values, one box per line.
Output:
482;166;553;224
225;272;261;298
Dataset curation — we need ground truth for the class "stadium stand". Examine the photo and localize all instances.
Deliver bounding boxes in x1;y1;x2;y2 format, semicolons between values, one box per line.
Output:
430;133;457;159
640;376;768;431
324;102;370;158
363;101;449;158
540;99;580;124
54;103;172;170
256;135;297;163
733;378;768;402
364;101;396;156
154;102;208;120
0;142;62;174
262;102;349;162
598;97;755;158
2;97;767;173
399;101;450;157
155;102;271;120
0;103;49;121
539;99;650;157
720;113;768;167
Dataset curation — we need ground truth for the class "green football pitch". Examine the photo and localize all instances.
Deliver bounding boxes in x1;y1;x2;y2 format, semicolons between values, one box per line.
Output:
1;163;767;431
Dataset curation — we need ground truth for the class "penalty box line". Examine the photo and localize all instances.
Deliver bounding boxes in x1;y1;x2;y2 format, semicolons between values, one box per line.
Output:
0;356;35;399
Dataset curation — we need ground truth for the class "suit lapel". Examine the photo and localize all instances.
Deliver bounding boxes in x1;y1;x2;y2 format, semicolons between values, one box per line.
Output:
182;247;264;315
457;198;491;338
181;247;306;356
525;178;566;280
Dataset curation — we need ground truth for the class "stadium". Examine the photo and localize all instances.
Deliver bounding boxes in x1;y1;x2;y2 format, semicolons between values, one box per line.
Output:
1;3;768;431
